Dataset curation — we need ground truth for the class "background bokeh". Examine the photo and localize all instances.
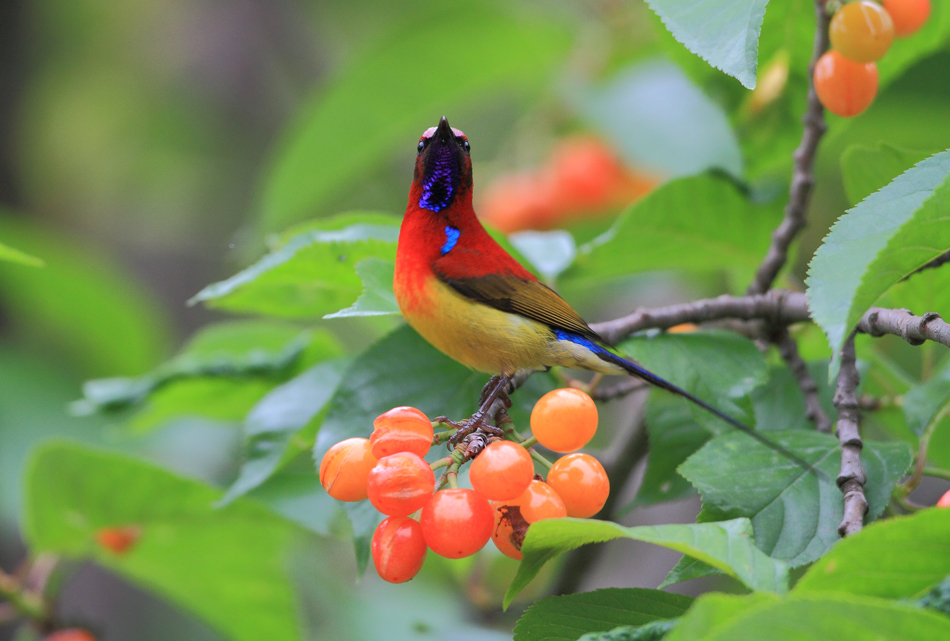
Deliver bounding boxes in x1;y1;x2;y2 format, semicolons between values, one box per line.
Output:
1;0;949;639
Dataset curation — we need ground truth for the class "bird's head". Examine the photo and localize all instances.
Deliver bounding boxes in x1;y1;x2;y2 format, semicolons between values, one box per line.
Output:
412;116;473;213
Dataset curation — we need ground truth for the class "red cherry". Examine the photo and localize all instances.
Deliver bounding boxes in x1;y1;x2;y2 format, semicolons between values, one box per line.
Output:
420;489;493;558
96;525;141;555
371;516;427;583
319;437;377;502
370;406;433;459
469;441;534;501
547;453;610;518
366;452;435;517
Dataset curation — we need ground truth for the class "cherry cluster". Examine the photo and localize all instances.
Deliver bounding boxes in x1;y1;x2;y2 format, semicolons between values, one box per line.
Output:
478;136;657;233
319;388;610;583
815;0;930;117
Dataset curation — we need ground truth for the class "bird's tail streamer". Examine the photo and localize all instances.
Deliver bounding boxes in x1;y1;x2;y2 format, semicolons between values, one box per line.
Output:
598;351;828;481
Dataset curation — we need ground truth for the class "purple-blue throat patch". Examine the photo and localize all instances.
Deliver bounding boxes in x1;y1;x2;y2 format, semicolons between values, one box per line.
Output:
419;144;459;212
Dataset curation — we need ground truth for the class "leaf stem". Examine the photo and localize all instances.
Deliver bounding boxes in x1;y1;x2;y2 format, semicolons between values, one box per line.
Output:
923;467;950;482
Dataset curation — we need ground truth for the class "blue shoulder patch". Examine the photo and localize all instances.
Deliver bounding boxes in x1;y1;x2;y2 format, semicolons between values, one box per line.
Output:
441;226;461;255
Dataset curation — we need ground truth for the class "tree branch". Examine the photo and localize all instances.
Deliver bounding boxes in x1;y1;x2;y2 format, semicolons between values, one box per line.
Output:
592;290;950;351
746;0;830;295
834;335;867;537
592;290;810;344
773;327;833;432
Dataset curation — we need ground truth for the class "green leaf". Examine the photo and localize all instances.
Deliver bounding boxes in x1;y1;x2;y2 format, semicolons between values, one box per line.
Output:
75;321;326;415
618;330;769;432
749;362;837;432
24;442;309;641
577;620;678;641
220;359;348;505
513;588;692;641
664;592;777;641
678;431;912;566
676;593;950;641
0;240;43;266
508;230;577;284
877;1;950;87
0;213;172;377
323;257;398;318
841;143;933;206
794;508;950;599
343;498;383;577
504;518;789;609
807;150;950;377
645;0;769;89
660;554;722;589
621;395;708;512
190;216;399;318
259;3;570;230
566;175;778;283
576;60;742;178
903;359;950;438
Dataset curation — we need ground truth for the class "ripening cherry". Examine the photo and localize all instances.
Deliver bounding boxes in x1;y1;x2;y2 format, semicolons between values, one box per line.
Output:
469;440;534;501
420;489;494;558
96;525;141;555
882;0;931;36
936;489;950;508
813;50;879;117
549;136;628;212
530;388;598;453
46;631;96;641
829;0;895;63
366;452;435;516
319;437;378;502
371;516;428;583
370;406;433;459
547;453;610;518
515;479;568;523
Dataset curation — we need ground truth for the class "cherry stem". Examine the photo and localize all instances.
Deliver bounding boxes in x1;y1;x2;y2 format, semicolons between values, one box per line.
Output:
432;428;458;445
521;436;538;449
923;467;950;482
430;457;453;471
530;449;553;470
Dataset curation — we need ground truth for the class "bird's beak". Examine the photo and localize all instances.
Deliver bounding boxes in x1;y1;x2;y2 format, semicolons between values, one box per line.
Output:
435;116;453;143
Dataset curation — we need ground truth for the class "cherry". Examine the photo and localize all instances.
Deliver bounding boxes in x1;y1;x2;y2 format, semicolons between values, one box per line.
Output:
420;489;493;558
96;526;141;555
371;406;433;459
319;437;377;502
517;480;568;523
530;388;598;453
371;515;428;583
366;452;435;516
882;0;930;36
829;0;895;63
547;453;610;518
491;502;529;560
936;489;950;508
814;50;879;117
469;440;534;501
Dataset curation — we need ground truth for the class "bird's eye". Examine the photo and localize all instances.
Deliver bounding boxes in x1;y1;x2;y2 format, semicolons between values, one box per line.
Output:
462;139;470;152
417;140;425;153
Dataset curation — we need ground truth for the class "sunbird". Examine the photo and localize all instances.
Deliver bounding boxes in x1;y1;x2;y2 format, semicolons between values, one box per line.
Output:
394;117;815;472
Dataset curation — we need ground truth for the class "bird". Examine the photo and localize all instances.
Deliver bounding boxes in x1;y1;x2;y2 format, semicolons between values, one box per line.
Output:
394;116;817;473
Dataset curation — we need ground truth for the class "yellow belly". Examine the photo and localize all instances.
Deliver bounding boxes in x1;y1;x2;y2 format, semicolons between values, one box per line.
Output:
398;275;624;376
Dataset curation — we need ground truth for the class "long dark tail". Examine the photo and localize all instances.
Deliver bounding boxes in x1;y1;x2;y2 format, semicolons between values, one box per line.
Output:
598;350;827;480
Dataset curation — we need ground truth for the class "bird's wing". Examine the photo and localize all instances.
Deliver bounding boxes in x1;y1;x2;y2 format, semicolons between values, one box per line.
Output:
436;270;603;344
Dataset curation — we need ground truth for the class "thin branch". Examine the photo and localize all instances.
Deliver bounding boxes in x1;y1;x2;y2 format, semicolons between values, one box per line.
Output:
774;327;832;432
858;308;950;348
592;290;810;344
553;419;649;595
592;291;950;351
834;335;867;537
746;0;830;295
